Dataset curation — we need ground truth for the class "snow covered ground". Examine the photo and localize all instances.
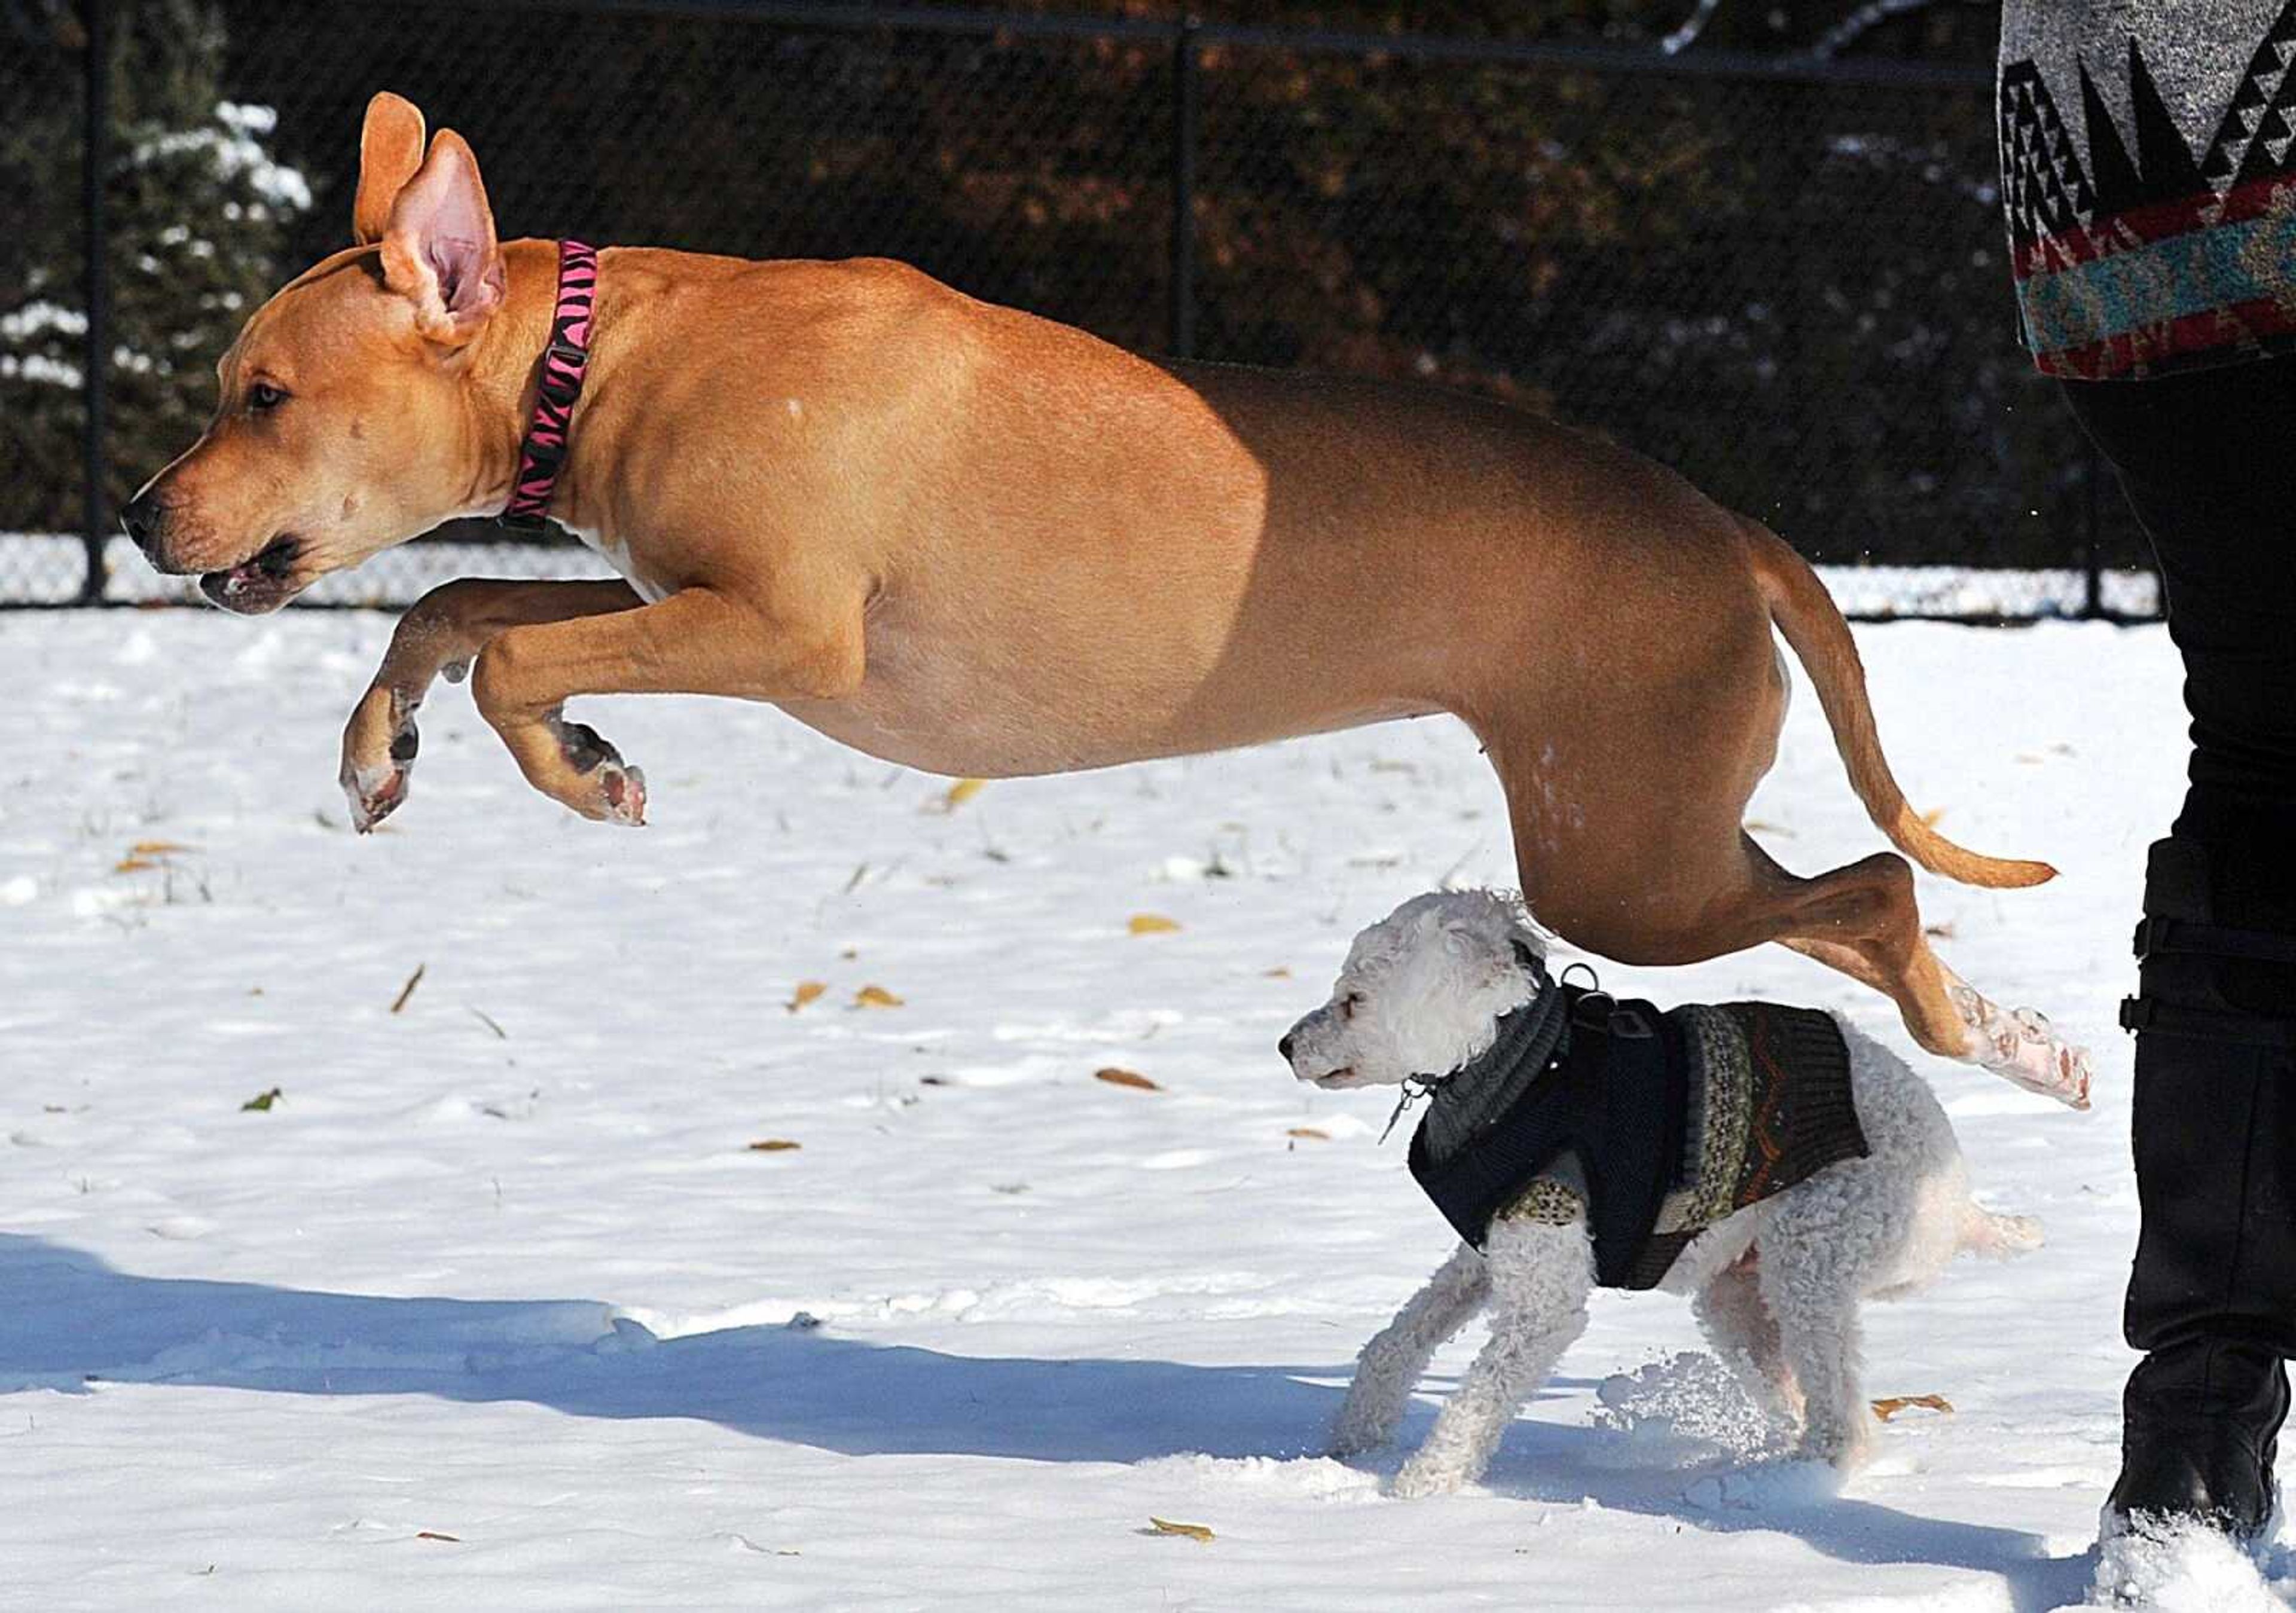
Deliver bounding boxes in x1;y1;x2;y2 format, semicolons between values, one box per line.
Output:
0;607;2283;1610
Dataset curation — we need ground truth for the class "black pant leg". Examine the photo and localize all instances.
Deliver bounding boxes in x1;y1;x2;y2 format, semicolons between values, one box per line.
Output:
2060;362;2296;937
2060;362;2296;1529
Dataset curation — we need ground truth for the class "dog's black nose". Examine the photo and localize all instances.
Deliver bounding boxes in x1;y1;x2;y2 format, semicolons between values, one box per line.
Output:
1278;1032;1296;1061
119;490;166;556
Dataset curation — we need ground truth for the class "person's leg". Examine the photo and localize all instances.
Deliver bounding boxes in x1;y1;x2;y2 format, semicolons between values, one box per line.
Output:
2060;358;2296;1537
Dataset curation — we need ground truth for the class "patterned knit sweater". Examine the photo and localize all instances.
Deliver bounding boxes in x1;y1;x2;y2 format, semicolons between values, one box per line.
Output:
1999;2;2296;378
1410;996;1868;1291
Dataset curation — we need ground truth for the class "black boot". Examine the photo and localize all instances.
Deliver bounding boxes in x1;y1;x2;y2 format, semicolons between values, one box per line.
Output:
2108;837;2296;1540
2109;1342;2286;1535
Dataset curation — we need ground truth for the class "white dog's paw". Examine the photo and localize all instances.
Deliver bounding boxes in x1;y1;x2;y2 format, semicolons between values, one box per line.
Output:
1390;1458;1468;1499
1794;1419;1876;1474
1327;1415;1393;1459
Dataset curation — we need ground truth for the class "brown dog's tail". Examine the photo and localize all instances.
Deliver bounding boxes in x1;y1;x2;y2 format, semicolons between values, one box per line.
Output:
1743;521;2056;890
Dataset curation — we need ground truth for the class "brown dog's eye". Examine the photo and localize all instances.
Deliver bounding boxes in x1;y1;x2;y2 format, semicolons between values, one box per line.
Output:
248;381;288;413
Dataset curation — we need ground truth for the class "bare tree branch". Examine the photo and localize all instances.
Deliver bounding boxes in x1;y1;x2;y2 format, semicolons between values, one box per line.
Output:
1661;0;1726;56
1811;0;1944;62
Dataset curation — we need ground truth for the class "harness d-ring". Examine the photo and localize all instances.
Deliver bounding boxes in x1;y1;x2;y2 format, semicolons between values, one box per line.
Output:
1560;960;1616;1026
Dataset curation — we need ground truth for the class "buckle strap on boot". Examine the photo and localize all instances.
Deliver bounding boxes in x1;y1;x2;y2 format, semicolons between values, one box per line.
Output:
2120;997;2296;1047
2134;917;2296;967
2125;914;2296;1043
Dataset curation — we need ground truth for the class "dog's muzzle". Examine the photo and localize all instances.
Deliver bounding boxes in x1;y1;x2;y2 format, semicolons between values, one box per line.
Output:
197;535;306;614
119;490;172;561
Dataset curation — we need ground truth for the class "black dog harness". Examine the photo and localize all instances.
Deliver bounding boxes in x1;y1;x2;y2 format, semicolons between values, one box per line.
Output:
1407;960;1869;1290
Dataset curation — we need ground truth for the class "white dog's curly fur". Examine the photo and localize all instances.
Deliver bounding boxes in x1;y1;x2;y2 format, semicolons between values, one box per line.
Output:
1286;890;2042;1497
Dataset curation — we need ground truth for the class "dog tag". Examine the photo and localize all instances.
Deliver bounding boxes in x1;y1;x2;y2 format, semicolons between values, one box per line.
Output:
1379;1077;1436;1145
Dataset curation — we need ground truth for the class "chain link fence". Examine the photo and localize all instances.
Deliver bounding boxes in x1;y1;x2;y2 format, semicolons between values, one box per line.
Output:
3;0;2158;618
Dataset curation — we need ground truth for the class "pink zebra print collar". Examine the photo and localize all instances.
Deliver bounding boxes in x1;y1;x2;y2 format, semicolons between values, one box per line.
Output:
498;239;599;530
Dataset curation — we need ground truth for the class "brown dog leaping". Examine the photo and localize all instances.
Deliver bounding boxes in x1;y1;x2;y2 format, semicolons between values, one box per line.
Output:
123;93;2090;1107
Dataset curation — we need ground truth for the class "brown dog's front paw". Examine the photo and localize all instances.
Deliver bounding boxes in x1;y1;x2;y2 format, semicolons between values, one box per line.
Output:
549;718;647;827
591;758;647;827
345;762;411;833
341;685;420;833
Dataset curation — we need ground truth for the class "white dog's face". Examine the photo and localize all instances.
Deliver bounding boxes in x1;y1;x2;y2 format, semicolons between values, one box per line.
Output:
1283;890;1546;1089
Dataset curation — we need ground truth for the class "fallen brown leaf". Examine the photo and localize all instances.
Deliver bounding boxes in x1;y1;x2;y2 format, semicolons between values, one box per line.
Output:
1128;914;1181;936
938;778;986;811
853;985;903;1009
1095;1067;1161;1092
1263;966;1292;979
1286;1127;1330;1141
787;980;828;1013
112;856;156;873
413;1530;460;1543
130;840;197;856
1871;1394;1954;1422
390;963;426;1015
747;1139;802;1153
1145;1517;1214;1543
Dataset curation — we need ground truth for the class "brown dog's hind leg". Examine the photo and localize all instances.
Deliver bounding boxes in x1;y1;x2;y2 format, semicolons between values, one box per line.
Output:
1754;841;2094;1108
342;578;643;831
1529;808;2091;1106
1742;839;1976;1058
469;585;865;824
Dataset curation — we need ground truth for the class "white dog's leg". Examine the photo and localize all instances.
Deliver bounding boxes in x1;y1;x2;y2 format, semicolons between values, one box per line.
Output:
1693;1255;1805;1438
1330;1242;1491;1456
1757;1235;1874;1471
1393;1218;1593;1498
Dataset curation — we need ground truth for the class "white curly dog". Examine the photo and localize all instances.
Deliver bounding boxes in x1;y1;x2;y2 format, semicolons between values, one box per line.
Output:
1284;890;2042;1498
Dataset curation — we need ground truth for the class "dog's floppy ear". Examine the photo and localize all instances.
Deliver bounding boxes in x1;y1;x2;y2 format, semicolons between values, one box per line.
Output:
353;93;428;247
379;127;506;349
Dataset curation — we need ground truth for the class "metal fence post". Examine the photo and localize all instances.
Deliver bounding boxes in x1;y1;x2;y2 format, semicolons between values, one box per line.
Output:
79;0;111;605
2083;434;2103;619
1168;16;1201;360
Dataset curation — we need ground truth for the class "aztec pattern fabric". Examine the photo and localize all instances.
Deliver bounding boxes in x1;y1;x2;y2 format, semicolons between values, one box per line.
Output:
1495;1002;1869;1291
1999;2;2296;378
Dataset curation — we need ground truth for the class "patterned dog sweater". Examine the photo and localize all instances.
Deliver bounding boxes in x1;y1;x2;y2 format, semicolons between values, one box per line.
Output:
1408;990;1869;1291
